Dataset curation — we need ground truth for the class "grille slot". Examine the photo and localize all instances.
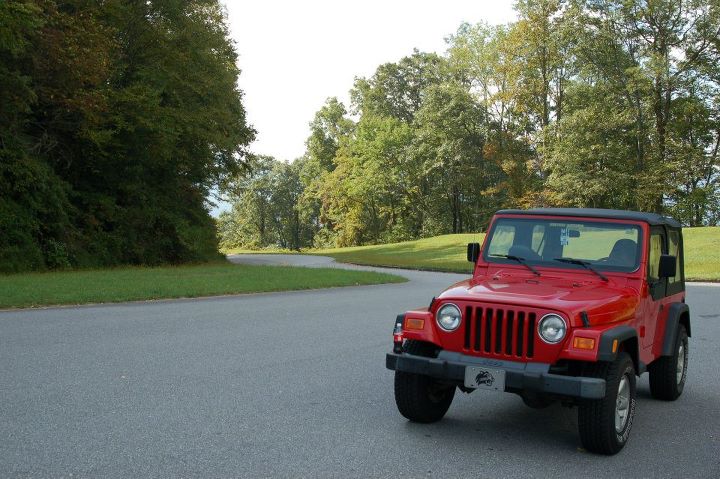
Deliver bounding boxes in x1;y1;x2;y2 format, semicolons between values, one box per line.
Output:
463;306;472;349
484;309;493;352
464;306;536;359
473;308;482;351
505;310;514;355
527;313;536;357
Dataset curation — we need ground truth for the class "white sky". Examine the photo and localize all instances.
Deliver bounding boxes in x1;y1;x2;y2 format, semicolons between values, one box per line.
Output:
222;0;518;163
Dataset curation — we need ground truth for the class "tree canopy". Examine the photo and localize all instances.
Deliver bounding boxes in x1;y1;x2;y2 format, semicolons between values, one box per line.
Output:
0;0;253;272
220;0;720;251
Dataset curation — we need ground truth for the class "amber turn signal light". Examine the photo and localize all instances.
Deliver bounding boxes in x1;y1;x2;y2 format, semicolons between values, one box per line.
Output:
573;337;596;350
405;318;425;330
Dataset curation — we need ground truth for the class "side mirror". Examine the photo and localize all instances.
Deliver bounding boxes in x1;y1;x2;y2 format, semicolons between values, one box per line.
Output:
658;254;677;278
467;243;480;263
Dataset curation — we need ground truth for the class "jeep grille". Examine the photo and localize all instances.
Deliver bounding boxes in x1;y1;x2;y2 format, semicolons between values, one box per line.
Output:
462;306;537;359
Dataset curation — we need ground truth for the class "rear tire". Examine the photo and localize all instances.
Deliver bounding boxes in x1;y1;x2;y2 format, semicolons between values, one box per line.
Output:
578;352;636;455
394;341;455;423
649;325;688;400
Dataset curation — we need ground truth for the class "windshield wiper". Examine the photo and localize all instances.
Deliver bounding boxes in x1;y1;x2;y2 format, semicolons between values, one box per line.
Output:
490;254;541;276
553;258;608;282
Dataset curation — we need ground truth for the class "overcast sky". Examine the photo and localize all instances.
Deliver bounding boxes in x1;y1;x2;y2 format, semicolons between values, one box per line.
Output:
222;0;518;163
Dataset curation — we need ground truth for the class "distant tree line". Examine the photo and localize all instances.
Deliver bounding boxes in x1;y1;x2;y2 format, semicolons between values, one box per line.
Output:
219;0;720;251
1;0;253;272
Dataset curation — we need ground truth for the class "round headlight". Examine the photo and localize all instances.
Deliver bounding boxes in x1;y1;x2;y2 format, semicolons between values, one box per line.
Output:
538;314;567;344
436;304;462;331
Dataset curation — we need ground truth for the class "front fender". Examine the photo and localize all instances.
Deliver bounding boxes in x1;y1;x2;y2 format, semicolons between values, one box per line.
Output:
399;310;441;347
559;324;638;368
597;325;637;362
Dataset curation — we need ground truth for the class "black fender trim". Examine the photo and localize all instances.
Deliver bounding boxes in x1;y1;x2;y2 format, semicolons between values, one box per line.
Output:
597;326;637;362
661;303;691;356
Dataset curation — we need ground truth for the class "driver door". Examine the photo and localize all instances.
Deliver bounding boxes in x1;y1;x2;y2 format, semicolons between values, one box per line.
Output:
643;227;668;350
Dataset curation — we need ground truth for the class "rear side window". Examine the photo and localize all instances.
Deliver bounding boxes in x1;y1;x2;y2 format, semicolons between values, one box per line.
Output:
668;230;682;284
648;233;663;282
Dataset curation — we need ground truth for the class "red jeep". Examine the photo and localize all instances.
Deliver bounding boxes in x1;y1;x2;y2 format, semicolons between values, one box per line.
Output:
386;208;690;454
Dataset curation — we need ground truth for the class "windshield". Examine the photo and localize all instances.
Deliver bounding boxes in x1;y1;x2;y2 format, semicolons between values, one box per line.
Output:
483;217;642;273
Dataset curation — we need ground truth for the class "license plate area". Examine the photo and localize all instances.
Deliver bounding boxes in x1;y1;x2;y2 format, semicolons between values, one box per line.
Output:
464;366;506;391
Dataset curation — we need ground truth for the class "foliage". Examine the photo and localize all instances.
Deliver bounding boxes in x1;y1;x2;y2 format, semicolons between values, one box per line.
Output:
297;97;354;246
318;115;416;246
221;0;720;250
0;0;253;272
412;83;500;234
350;50;449;122
218;156;309;251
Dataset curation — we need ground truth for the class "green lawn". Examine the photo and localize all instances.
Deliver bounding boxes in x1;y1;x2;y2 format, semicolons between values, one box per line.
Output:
313;227;720;281
683;227;720;281
0;262;405;309
314;234;483;274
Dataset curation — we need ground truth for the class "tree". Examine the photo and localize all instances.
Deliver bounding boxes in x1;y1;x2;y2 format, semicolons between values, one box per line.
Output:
269;160;307;250
544;83;640;208
219;157;311;250
351;50;449;123
573;0;720;211
318;115;415;245
666;89;720;225
448;22;541;207
507;0;572;130
298;98;355;246
216;0;720;252
0;0;255;271
412;84;500;233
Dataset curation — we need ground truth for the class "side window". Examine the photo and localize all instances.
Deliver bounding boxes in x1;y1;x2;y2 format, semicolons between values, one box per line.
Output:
648;233;663;282
668;230;682;284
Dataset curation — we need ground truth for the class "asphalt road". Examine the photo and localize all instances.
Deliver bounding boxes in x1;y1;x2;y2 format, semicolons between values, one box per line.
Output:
1;255;719;478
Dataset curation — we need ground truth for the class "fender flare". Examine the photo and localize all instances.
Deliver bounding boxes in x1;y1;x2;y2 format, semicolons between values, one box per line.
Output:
597;326;638;363
661;303;691;356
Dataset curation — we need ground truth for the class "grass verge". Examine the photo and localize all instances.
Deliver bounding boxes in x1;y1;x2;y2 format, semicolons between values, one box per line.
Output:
313;227;720;281
0;262;406;310
683;227;720;281
313;234;482;274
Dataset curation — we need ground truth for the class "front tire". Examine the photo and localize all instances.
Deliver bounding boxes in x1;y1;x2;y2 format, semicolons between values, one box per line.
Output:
649;325;688;400
394;341;455;423
578;352;637;455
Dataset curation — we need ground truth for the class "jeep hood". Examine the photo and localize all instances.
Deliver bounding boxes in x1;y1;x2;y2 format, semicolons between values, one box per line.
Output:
438;271;639;328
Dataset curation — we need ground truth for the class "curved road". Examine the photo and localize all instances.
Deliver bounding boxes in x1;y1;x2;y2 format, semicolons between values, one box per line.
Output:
1;255;718;478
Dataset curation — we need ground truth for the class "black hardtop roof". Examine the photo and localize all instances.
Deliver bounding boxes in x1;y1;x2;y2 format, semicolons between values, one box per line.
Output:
495;208;682;228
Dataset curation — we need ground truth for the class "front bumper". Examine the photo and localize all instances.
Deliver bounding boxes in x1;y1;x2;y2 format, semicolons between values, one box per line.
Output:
386;350;606;399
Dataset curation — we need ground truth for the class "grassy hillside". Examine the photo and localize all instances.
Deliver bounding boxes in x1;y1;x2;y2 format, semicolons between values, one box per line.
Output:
0;262;405;310
314;227;720;281
314;234;484;274
683;227;720;281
